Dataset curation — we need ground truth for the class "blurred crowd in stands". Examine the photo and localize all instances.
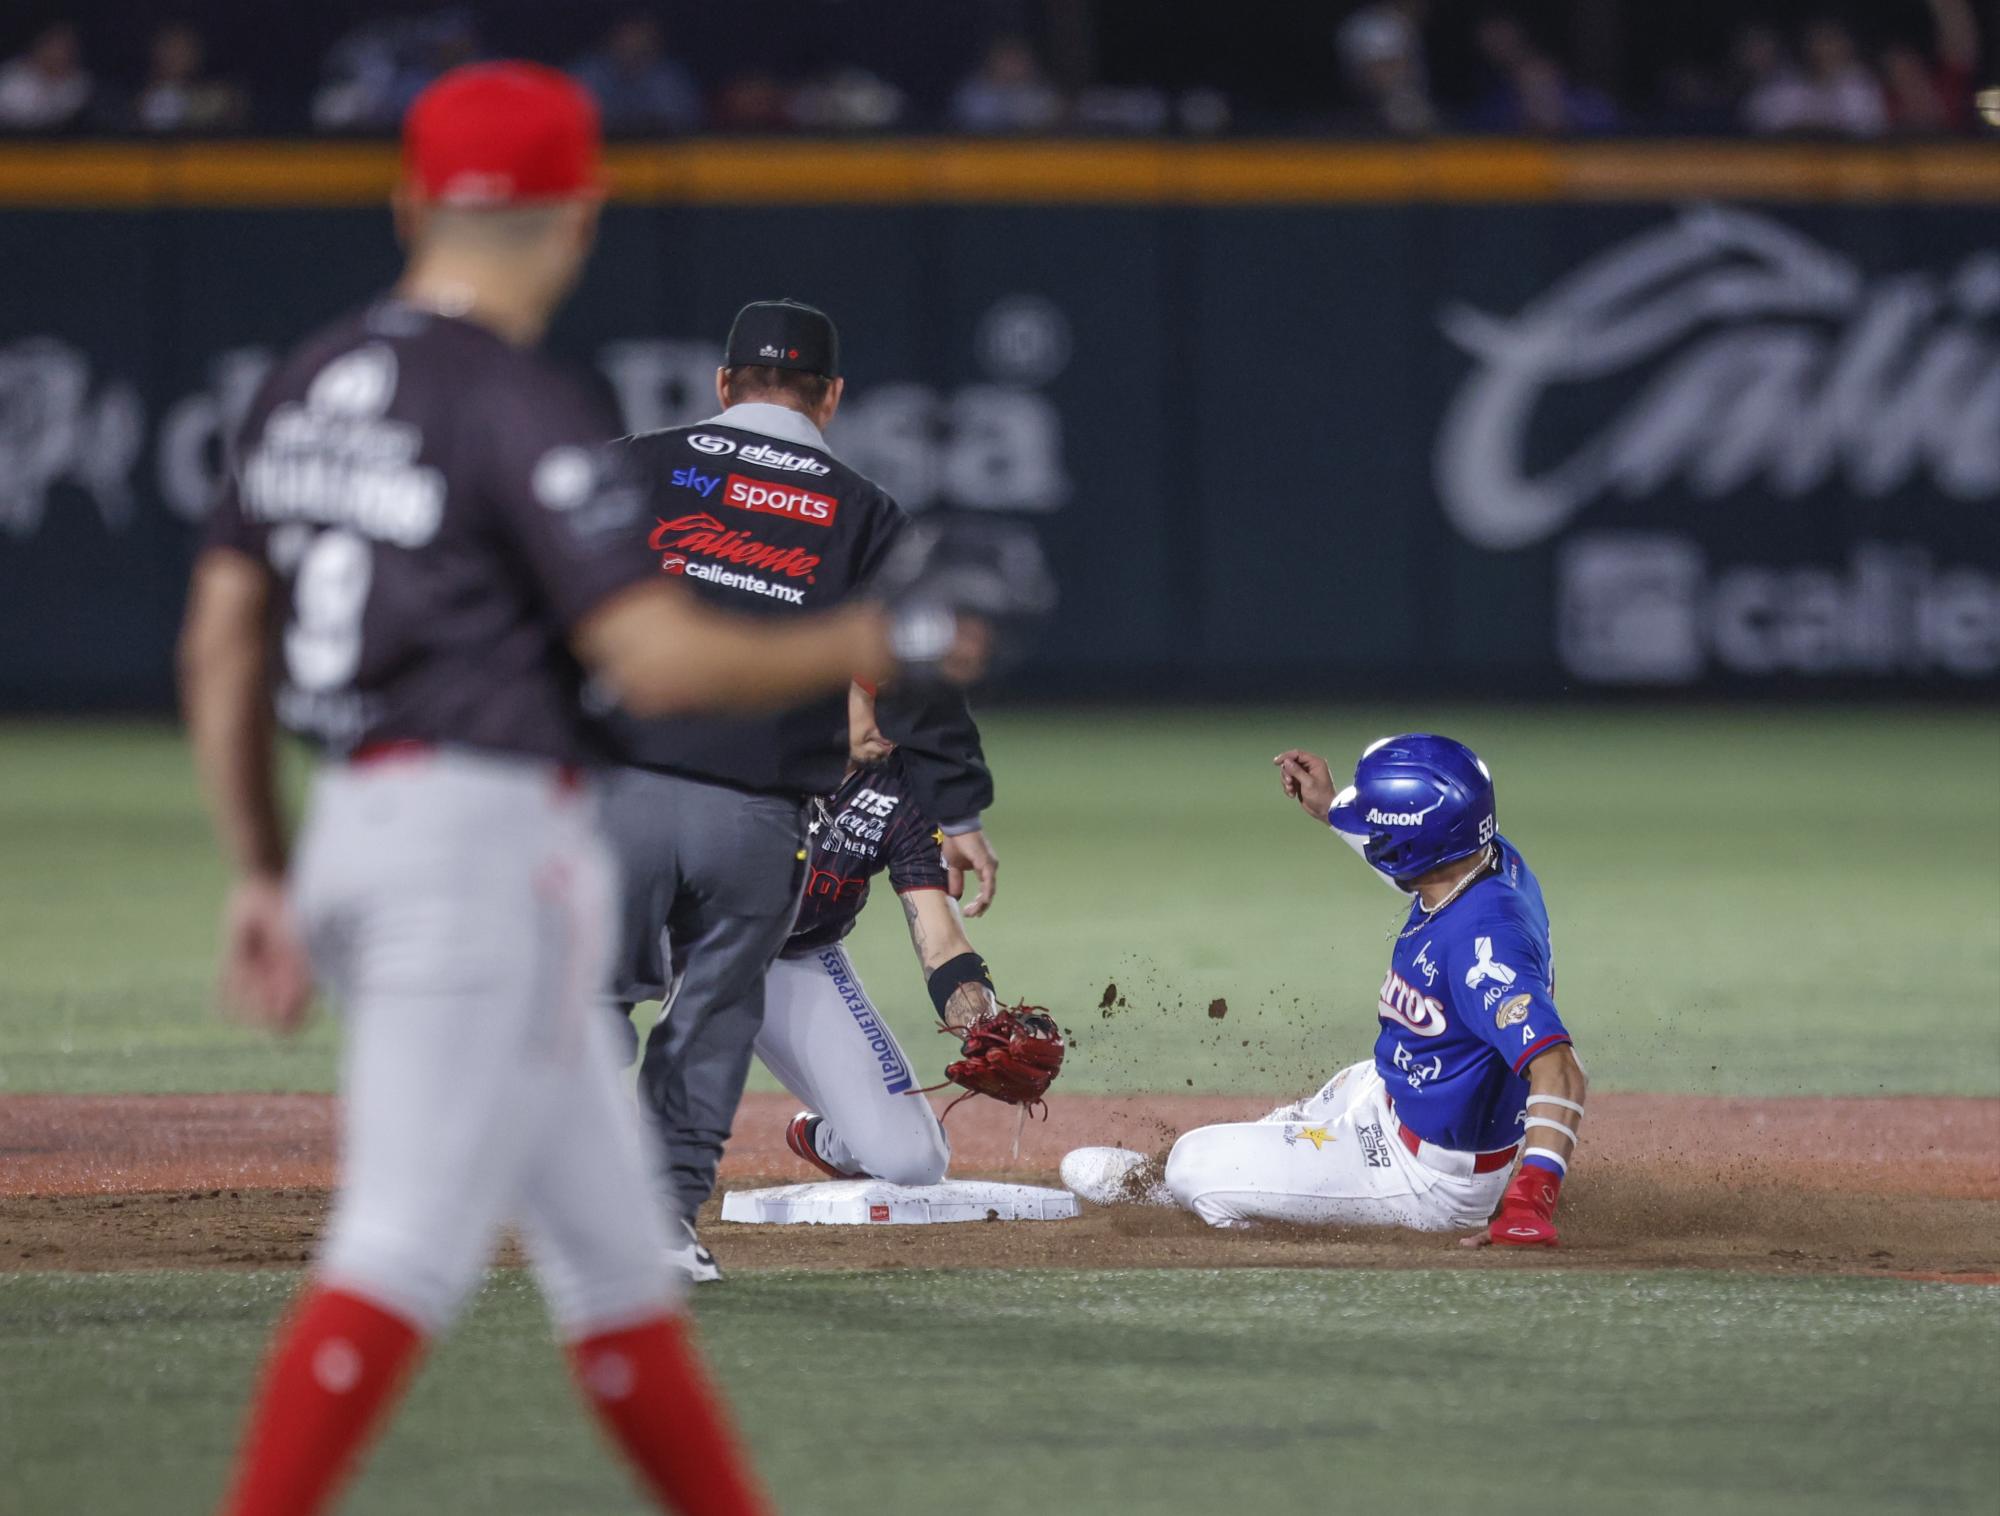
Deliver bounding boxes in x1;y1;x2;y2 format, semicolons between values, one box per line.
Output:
1331;0;1979;135
0;0;1987;139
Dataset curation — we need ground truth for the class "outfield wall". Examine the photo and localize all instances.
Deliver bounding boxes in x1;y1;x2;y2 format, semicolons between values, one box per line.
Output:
1;140;1996;706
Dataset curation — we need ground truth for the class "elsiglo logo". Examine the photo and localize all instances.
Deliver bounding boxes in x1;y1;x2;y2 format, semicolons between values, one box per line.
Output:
688;433;735;456
737;441;831;476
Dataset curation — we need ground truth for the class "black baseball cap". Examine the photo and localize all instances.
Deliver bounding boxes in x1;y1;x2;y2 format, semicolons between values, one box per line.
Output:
724;298;840;378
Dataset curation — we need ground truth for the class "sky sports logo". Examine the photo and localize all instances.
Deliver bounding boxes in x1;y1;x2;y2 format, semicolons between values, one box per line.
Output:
725;473;838;526
659;555;806;605
670;466;721;498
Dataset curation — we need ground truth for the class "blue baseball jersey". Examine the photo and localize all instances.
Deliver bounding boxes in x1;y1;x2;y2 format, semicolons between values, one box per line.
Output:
1371;836;1572;1153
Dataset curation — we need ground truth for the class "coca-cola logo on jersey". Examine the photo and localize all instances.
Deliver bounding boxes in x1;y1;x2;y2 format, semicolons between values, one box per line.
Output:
648;512;820;580
1434;206;2000;551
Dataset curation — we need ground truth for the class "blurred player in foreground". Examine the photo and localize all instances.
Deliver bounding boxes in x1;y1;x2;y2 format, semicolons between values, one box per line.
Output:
768;682;1004;1188
179;63;1001;1516
1063;735;1588;1247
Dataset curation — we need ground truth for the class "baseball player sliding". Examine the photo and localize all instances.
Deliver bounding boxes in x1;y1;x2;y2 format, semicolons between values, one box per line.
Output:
1064;734;1587;1247
180;64;1017;1516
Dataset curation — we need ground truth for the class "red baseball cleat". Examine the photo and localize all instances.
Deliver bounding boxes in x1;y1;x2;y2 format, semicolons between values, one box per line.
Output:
784;1111;862;1180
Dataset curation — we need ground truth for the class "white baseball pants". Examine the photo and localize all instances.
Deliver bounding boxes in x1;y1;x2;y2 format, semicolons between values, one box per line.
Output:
291;750;680;1338
1164;1060;1510;1230
753;945;950;1187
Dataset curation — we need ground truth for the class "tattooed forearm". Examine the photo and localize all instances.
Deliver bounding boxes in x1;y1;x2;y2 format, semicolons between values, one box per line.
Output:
943;979;996;1028
901;891;932;963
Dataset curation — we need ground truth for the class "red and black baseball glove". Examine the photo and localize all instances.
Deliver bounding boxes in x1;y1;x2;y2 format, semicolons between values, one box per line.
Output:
939;1003;1066;1113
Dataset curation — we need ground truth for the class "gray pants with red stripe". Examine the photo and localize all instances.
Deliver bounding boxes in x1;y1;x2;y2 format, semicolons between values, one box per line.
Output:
292;750;678;1336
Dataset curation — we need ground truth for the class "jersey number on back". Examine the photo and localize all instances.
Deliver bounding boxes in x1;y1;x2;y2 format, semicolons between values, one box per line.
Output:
284;529;374;692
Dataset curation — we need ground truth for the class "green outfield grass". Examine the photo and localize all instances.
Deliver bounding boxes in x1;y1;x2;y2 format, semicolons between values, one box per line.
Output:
1;708;1996;1097
3;1267;1995;1516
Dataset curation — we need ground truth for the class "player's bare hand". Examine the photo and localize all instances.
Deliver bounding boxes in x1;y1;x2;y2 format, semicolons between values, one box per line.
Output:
875;515;1052;687
1273;750;1336;818
941;979;998;1034
936;615;993;687
219;875;313;1034
1459;1221;1559;1249
942;827;999;918
1463;1166;1563;1248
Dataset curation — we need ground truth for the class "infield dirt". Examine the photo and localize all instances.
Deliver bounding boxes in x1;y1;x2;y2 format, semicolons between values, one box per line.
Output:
3;1092;1995;1281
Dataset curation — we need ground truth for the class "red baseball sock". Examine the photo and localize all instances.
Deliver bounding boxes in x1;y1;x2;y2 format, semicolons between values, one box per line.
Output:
218;1285;424;1516
569;1314;772;1515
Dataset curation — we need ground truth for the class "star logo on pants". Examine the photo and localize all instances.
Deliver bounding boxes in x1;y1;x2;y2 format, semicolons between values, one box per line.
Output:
1284;1125;1334;1151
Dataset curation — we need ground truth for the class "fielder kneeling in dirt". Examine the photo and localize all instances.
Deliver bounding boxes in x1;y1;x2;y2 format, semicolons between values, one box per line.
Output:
769;682;1061;1186
1067;734;1587;1248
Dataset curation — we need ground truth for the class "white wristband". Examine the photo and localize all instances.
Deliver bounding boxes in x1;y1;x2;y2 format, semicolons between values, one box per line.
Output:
1523;1116;1577;1142
1526;1094;1585;1116
1522;1146;1569;1174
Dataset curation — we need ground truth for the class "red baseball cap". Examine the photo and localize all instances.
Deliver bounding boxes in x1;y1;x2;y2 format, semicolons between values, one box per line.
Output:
403;62;602;206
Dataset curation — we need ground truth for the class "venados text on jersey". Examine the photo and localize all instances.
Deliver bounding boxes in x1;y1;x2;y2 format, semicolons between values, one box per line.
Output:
240;405;445;547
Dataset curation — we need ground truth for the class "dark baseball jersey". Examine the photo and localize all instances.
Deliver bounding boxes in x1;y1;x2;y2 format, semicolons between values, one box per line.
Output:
785;751;948;955
601;405;993;820
204;298;652;764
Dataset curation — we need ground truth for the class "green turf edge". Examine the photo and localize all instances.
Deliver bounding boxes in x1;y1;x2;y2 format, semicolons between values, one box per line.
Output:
3;1265;1996;1516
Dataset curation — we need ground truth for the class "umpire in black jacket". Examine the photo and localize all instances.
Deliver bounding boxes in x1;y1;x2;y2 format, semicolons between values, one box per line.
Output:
600;299;997;1271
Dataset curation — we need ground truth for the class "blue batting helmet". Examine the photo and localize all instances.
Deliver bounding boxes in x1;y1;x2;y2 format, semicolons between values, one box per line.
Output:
1326;734;1495;889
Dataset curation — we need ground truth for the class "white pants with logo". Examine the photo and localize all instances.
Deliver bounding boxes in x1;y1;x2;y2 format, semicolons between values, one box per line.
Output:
753;944;950;1187
292;751;679;1338
1164;1060;1510;1231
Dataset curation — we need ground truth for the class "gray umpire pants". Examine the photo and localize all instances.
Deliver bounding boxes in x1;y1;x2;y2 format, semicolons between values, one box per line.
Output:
601;766;808;1224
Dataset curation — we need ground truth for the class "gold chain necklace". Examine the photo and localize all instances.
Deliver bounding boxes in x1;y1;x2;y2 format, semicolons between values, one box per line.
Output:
1392;845;1496;941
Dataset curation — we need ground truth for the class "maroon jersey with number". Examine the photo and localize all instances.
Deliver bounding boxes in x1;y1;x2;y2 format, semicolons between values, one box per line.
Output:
785;751;949;954
204;297;653;764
